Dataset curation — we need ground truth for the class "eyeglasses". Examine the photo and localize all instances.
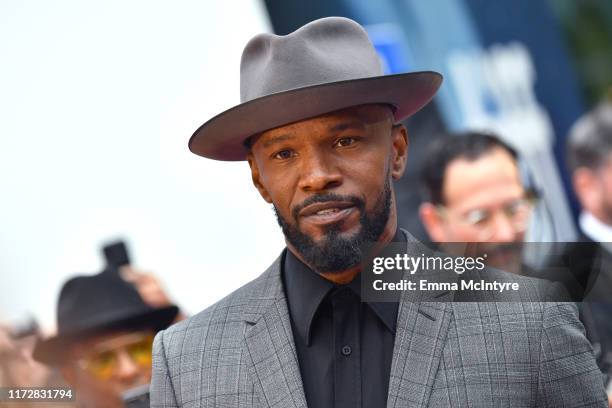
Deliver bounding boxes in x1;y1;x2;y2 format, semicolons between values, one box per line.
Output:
436;194;539;241
76;333;154;381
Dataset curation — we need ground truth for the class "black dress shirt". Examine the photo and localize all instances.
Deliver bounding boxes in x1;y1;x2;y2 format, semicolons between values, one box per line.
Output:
282;230;403;408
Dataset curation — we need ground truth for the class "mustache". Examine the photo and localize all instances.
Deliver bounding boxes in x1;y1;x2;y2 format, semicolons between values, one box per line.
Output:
291;193;365;221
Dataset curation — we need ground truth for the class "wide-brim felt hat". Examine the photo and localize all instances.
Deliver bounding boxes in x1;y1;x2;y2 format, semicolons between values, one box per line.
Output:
33;270;178;366
189;16;443;161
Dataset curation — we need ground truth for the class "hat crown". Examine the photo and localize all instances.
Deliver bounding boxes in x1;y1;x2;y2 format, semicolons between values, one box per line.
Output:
240;17;383;103
56;269;152;334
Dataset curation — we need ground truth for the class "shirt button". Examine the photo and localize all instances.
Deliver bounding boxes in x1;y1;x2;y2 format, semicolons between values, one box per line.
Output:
341;345;352;356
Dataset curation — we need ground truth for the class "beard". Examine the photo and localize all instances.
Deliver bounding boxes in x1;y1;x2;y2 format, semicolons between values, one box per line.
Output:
274;178;392;273
477;241;524;274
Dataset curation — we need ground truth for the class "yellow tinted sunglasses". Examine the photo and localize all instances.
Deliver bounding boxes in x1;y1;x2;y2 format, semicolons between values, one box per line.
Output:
77;333;154;381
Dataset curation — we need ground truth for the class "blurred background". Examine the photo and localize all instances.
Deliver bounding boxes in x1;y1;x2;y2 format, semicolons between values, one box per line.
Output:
1;0;611;333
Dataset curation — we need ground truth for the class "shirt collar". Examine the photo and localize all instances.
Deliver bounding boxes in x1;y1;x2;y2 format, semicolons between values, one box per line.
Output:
282;229;404;346
579;211;612;253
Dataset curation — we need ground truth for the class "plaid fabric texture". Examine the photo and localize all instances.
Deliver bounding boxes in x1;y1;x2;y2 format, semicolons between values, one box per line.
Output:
151;234;607;407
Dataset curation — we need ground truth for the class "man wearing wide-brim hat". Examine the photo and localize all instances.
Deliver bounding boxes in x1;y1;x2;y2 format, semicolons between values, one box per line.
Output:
151;17;607;407
34;270;179;408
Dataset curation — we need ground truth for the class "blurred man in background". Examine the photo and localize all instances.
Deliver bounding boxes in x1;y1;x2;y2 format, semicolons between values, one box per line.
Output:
419;131;537;274
563;100;612;299
565;100;612;394
33;270;179;408
560;100;612;300
568;100;612;254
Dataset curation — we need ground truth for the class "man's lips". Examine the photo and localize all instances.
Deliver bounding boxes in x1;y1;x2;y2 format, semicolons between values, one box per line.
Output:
298;201;357;226
299;201;355;217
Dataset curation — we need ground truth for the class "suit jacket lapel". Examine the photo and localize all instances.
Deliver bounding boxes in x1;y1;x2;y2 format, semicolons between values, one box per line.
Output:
386;298;452;408
387;232;454;408
242;253;308;408
242;236;455;408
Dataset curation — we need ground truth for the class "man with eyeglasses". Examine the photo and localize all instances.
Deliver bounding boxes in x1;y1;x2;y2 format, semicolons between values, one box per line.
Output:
33;270;179;408
419;131;537;275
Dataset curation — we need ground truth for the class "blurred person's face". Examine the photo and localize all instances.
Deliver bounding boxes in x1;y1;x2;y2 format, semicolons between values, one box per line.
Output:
420;147;534;273
247;104;408;277
573;152;612;226
60;330;154;408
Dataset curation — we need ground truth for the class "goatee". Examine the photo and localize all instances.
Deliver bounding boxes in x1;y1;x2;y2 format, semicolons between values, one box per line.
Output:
274;178;392;273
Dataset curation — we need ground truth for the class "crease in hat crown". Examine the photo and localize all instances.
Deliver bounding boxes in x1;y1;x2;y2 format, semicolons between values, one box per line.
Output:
239;17;383;103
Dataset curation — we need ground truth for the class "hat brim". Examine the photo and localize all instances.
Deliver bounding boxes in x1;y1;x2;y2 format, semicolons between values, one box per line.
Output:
189;71;442;161
33;305;179;366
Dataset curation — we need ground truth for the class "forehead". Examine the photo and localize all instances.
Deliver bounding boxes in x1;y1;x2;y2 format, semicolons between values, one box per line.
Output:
252;104;392;146
443;148;523;208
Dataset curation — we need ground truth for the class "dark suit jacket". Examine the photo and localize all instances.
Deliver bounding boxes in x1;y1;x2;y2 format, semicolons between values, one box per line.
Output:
558;234;612;385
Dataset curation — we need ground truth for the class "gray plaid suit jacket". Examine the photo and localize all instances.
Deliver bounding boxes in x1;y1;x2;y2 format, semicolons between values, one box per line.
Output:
151;240;607;407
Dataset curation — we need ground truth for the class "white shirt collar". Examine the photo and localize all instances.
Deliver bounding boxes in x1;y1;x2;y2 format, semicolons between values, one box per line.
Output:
579;211;612;253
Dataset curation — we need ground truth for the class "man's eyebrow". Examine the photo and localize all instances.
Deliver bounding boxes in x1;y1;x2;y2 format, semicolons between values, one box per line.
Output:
329;121;366;133
261;134;295;148
260;121;366;148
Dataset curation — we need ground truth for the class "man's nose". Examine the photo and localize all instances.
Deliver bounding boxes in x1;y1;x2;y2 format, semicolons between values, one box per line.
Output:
488;211;517;242
114;350;142;384
297;154;342;192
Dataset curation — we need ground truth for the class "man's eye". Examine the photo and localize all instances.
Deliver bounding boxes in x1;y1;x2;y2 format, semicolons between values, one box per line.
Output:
90;351;115;368
273;150;294;160
334;137;357;147
465;209;489;226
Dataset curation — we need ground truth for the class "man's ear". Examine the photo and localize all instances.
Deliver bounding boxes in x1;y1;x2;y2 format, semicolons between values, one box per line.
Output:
390;124;409;180
419;202;447;242
246;152;273;203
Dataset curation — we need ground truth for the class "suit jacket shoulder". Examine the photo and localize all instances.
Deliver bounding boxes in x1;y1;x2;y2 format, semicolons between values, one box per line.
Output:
426;300;606;407
151;256;284;408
